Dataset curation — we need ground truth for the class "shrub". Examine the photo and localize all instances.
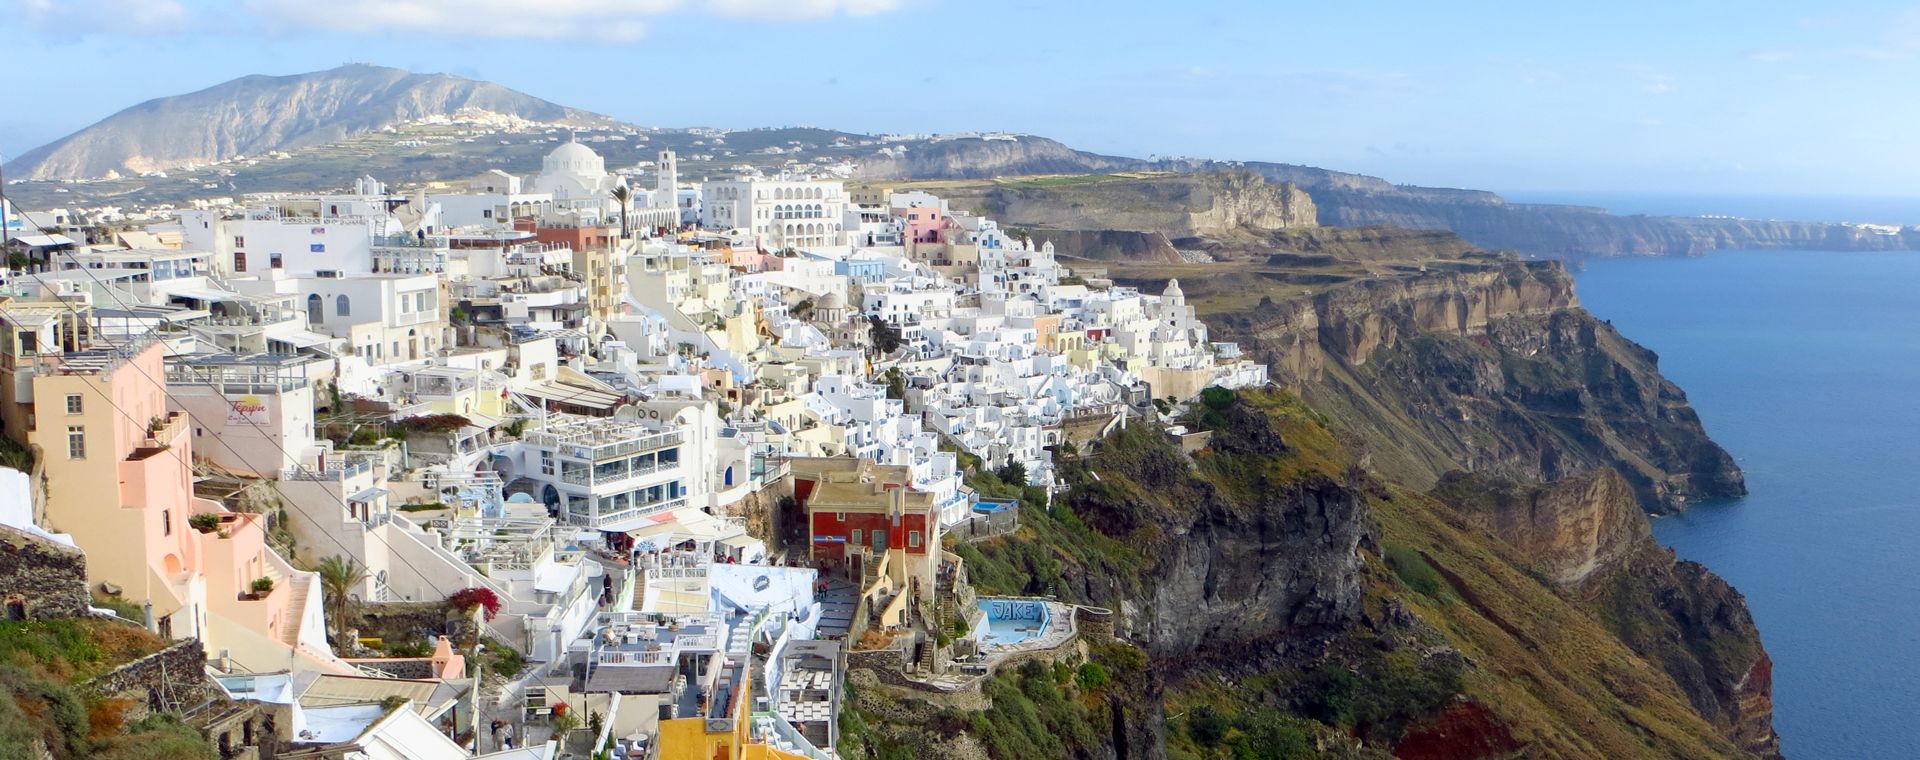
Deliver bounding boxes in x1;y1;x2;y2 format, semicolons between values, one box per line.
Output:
485;643;525;678
188;513;221;533
250;577;275;595
1186;704;1230;746
447;587;503;621
1384;544;1443;596
1076;662;1109;690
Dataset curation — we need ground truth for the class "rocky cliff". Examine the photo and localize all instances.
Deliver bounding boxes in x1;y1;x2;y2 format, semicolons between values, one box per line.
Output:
850;390;1776;760
1433;470;1781;758
1302;185;1920;258
5;64;614;180
925;170;1317;239
1206;256;1744;512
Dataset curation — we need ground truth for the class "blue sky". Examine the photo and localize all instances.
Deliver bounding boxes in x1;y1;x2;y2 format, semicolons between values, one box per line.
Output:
6;0;1920;198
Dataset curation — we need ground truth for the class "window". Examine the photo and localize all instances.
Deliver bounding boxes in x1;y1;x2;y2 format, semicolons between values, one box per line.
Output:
233;236;245;247
161;509;171;536
64;394;82;415
309;243;326;253
336;295;350;317
233;252;246;271
65;426;84;459
850;529;862;546
909;530;922;548
270;253;283;269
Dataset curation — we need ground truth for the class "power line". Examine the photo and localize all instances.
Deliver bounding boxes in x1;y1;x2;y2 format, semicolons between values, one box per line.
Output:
3;267;475;611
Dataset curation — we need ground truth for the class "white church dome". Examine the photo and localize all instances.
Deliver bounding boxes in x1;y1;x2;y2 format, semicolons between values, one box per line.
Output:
543;141;606;179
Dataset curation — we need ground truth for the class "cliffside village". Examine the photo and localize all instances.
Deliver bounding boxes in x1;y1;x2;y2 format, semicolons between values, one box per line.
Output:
0;138;1266;760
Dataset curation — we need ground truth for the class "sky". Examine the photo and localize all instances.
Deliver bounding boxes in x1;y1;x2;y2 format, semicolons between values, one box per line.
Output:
5;0;1920;198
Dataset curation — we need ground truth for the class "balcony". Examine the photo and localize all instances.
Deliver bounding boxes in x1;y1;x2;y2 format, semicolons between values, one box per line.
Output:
563;497;686;529
558;457;672;487
529;426;683;463
283;455;374;481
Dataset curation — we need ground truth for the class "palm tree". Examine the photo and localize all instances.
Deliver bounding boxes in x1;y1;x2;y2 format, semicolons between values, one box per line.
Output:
313;555;369;645
610;186;632;239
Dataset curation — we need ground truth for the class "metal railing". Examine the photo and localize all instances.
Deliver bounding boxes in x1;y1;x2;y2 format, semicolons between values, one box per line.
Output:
282;456;373;481
559;459;669;486
563;497;686;528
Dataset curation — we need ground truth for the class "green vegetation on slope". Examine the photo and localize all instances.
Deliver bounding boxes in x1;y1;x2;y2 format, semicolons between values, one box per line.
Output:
0;619;214;760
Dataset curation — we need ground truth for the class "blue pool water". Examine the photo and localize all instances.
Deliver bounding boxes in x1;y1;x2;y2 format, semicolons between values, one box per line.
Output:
1575;250;1920;759
976;598;1049;647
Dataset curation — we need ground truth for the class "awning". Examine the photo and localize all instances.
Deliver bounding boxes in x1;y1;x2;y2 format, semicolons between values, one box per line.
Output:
8;234;74;248
272;330;335;348
347;487;390;503
518;381;623;412
171;287;245;302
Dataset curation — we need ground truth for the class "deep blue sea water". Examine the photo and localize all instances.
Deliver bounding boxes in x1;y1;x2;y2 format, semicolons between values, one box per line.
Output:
1573;250;1920;759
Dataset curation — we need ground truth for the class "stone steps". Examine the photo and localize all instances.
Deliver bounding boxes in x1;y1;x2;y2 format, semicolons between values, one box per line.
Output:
280;575;310;647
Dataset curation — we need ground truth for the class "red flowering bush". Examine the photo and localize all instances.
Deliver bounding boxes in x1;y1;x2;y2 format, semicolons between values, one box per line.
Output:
447;587;502;621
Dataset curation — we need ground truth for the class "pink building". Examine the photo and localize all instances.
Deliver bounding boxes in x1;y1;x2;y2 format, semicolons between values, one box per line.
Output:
21;337;337;671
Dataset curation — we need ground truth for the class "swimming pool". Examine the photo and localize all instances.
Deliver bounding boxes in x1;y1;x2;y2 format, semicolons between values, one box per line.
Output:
976;598;1049;647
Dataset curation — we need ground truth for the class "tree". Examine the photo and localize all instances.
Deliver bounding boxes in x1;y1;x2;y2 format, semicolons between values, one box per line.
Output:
868;315;902;355
995;461;1027;487
313;555;369;645
883;368;906;401
610;186;632;238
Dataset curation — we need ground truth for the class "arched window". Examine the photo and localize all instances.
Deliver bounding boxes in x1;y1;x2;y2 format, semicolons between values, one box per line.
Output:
335;295;351;317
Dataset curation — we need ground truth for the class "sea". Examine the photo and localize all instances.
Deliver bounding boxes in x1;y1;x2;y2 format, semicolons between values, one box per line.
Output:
1572;248;1920;759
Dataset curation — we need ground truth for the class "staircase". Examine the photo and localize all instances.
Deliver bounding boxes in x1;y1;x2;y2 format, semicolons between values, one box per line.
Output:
280;575;310;647
916;639;936;672
938;594;956;633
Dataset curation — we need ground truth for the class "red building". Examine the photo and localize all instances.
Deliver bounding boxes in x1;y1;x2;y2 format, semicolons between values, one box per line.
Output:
792;458;941;586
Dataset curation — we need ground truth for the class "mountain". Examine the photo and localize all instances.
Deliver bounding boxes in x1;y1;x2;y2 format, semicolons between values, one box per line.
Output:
4;64;615;180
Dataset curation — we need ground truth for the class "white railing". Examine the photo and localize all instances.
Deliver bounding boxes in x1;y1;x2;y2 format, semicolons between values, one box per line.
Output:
598;649;675;666
565;497;685;528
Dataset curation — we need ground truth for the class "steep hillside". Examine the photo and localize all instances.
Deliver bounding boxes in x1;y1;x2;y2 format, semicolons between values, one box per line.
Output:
846;391;1776;759
1189;254;1742;513
6;64;614;180
890;170;1316;240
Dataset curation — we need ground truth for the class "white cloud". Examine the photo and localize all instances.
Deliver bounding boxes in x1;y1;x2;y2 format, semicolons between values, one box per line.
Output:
16;0;189;34
241;0;904;42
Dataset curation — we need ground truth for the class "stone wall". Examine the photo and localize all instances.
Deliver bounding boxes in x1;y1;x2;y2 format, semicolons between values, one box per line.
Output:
355;600;452;645
1073;606;1115;640
82;637;220;718
0;523;92;621
950;506;1018;543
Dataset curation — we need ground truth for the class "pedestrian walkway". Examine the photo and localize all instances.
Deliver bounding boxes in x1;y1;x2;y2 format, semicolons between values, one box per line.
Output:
816;577;858;639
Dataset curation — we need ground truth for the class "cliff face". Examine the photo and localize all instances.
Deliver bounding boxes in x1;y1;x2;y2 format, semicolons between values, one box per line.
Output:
934;170;1317;240
1208;257;1745;512
6;64;613;180
1433;470;1781;758
857;391;1776;760
1305;185;1920;258
1434;469;1647;586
